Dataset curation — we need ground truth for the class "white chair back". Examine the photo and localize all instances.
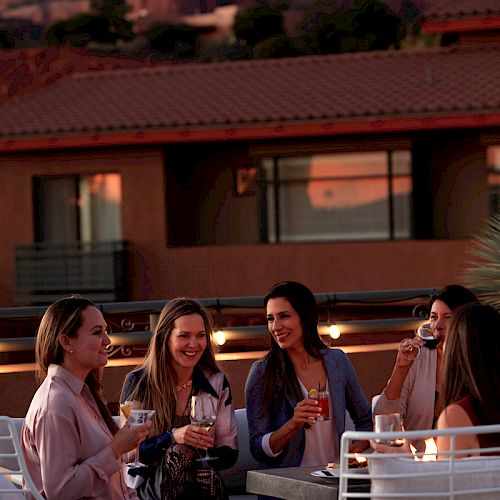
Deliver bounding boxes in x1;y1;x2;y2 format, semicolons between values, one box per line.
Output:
0;416;43;499
338;423;500;500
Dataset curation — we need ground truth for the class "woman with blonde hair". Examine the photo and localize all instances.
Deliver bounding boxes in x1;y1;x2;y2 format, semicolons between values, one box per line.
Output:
22;296;150;499
120;297;238;500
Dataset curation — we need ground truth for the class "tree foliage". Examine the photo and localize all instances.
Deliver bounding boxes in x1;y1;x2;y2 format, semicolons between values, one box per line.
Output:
43;0;133;48
90;0;129;18
297;0;406;55
232;3;297;59
145;23;200;60
0;27;16;49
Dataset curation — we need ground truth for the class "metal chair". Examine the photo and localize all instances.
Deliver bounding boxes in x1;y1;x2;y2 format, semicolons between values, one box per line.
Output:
338;423;500;499
0;416;43;499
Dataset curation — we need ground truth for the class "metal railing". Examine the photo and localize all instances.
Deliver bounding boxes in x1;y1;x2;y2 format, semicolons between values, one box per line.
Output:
1;287;437;319
0;287;438;355
14;240;129;304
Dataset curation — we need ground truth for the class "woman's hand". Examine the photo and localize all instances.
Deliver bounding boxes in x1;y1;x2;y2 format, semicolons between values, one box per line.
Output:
369;439;412;454
349;440;370;453
290;398;321;429
109;421;151;459
172;424;214;450
396;337;424;367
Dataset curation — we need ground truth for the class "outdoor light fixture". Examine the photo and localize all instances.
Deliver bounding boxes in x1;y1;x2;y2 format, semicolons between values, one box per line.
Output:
329;323;341;339
213;329;227;346
212;300;227;346
327;294;341;340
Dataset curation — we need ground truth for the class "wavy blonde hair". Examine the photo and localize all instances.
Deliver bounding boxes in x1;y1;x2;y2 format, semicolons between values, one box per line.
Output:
123;297;219;436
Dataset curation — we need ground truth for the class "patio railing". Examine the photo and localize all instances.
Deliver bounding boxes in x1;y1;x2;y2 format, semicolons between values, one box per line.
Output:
0;287;439;358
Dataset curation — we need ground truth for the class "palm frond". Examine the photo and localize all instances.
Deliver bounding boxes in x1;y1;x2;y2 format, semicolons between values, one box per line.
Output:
463;214;500;310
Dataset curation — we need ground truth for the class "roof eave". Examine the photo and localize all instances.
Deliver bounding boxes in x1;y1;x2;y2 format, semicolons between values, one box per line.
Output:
1;113;500;153
422;16;500;34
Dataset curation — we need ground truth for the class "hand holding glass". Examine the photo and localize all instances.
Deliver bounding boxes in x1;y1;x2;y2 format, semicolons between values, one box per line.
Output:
190;395;217;462
399;337;421;361
417;323;439;349
374;413;404;447
308;388;329;421
126;408;155;468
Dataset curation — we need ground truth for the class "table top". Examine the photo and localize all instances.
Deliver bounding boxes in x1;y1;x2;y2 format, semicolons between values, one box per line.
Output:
246;465;370;500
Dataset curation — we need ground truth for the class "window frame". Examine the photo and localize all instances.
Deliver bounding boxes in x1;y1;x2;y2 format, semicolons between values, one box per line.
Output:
259;149;413;244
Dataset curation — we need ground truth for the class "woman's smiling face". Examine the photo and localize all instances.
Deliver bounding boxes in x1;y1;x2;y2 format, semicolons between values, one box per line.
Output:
168;313;207;373
429;299;453;344
266;297;304;351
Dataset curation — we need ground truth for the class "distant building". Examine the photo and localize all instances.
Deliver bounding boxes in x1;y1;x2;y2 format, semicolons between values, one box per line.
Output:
0;0;498;306
0;0;90;25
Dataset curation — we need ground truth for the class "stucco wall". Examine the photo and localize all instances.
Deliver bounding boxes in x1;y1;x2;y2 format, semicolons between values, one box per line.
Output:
0;137;485;307
0;147;166;306
157;239;475;298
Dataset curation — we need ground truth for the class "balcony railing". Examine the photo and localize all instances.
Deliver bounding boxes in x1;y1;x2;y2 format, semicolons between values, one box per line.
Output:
14;240;128;305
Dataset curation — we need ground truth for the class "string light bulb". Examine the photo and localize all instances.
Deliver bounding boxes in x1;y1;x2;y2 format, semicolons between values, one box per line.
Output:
213;329;227;346
329;323;341;339
327;293;341;340
212;299;226;346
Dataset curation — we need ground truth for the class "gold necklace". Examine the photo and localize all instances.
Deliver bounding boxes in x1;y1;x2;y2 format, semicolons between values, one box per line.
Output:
176;380;192;392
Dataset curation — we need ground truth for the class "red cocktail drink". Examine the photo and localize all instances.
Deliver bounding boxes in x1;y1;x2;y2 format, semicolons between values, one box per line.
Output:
318;391;330;421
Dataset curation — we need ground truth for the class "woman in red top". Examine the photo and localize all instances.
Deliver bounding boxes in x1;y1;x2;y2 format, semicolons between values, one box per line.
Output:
437;302;500;456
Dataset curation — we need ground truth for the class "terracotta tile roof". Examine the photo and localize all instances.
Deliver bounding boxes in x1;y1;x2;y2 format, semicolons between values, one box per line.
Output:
0;45;499;142
0;47;162;106
423;0;500;20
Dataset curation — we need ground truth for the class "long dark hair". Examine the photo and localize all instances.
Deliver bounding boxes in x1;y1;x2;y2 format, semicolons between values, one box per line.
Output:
36;296;118;434
262;281;327;404
430;284;477;311
440;302;500;425
123;297;220;434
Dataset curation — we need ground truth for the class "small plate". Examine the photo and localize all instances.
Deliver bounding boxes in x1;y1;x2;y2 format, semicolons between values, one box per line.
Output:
311;467;369;480
311;469;339;479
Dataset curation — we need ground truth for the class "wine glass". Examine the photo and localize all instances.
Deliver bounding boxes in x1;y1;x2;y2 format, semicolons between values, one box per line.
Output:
417;323;439;349
190;394;217;462
126;408;155;468
374;413;404;447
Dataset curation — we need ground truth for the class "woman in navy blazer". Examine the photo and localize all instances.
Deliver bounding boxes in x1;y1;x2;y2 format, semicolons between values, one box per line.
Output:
245;281;372;468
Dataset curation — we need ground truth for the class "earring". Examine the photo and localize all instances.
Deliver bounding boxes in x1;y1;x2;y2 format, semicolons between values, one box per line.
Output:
70;349;74;354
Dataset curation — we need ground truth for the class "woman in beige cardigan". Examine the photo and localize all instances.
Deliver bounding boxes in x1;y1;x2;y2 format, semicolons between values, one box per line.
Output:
373;285;476;450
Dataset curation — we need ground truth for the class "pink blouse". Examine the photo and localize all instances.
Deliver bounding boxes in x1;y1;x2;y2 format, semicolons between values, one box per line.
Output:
21;364;137;500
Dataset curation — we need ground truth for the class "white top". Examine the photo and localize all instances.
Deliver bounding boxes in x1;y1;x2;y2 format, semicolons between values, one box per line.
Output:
373;346;438;451
260;381;338;464
298;380;337;466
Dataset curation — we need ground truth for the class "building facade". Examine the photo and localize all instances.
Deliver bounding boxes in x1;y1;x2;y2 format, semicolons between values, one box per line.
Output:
0;1;499;306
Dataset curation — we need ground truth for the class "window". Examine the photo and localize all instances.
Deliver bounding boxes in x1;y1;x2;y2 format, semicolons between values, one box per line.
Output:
261;150;412;242
488;146;500;216
34;173;122;242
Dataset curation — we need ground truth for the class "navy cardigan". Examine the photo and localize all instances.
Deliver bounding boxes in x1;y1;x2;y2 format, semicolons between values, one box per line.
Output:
245;348;372;467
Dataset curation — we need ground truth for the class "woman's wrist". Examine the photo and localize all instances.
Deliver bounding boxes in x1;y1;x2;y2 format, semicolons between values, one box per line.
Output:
395;353;416;368
286;417;301;434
